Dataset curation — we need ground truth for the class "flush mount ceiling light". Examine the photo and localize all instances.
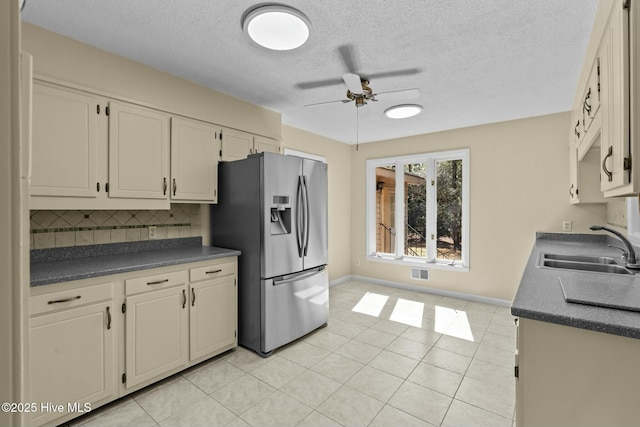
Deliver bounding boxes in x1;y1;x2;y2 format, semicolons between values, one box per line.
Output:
384;104;423;119
242;5;311;51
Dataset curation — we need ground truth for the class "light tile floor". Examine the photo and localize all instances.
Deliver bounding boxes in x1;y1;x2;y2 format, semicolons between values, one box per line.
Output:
71;281;516;427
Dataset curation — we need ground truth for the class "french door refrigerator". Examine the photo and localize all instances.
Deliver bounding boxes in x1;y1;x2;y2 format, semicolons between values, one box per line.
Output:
211;152;328;357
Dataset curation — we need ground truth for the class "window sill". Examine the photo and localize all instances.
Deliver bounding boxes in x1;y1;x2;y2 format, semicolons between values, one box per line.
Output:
366;255;469;272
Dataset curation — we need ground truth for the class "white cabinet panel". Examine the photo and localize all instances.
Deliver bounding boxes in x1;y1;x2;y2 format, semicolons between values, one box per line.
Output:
171;117;220;202
31;84;98;198
125;285;189;388
221;127;252;161
189;277;236;360
253;135;280;154
30;301;115;426
108;101;170;200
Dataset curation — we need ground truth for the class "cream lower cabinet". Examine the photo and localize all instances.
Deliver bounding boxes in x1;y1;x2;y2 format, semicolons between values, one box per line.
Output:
29;258;238;427
189;262;237;360
29;282;116;427
124;270;189;389
515;318;640;427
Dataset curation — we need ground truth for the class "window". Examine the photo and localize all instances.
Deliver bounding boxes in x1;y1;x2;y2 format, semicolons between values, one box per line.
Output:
366;149;469;270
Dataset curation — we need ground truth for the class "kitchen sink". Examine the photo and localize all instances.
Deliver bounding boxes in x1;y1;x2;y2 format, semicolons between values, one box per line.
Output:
537;253;634;275
541;253;618;264
541;260;633;275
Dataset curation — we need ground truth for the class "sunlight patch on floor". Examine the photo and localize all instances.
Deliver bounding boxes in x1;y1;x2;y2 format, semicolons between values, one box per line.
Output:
434;305;475;342
389;298;424;327
352;292;389;317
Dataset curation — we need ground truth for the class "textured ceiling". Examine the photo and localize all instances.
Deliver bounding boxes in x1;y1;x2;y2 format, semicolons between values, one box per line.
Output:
21;0;598;144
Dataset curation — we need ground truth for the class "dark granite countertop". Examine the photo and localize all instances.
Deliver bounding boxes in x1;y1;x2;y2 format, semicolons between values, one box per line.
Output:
31;237;241;287
511;233;640;340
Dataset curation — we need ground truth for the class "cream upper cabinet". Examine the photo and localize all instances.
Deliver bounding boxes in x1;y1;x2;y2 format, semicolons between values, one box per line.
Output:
600;0;631;194
189;276;236;360
221;127;252;161
569;136;605;205
108;101;170;200
31;83;98;198
170;117;221;203
29;283;115;427
253;135;280;154
221;127;281;161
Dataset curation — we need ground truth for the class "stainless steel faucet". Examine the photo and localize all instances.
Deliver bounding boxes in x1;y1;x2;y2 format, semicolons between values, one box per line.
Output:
590;225;640;269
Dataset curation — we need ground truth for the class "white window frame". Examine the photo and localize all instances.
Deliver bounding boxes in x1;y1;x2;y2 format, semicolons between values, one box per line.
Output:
626;197;640;246
365;148;470;271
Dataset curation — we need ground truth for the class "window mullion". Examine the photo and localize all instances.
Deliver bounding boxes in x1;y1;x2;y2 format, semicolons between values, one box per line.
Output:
427;158;437;261
394;162;404;259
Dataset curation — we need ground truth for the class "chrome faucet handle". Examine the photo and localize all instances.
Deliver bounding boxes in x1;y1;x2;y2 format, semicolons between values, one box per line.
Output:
608;245;628;263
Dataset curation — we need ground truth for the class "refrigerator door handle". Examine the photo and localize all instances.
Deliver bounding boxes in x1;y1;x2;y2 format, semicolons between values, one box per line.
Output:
302;176;310;256
296;176;304;258
272;266;326;286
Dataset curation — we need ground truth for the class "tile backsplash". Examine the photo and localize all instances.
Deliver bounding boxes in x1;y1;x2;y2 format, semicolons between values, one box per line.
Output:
606;198;628;232
30;204;202;249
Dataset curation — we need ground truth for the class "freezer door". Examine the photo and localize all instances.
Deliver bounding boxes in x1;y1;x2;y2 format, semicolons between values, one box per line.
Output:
302;159;328;270
262;267;328;353
262;153;303;278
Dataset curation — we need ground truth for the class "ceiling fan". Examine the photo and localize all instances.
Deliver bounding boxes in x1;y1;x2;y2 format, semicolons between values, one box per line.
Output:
304;72;421;108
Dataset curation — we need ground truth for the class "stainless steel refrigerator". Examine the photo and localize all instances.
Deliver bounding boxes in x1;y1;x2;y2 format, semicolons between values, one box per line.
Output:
211;152;328;357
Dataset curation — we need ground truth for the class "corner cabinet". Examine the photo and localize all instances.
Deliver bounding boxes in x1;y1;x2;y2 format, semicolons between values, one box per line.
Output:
170;117;221;203
515;318;640;427
220;127;280;161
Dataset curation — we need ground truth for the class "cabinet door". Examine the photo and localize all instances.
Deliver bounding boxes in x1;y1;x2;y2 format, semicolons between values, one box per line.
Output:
569;137;580;204
189;277;237;360
221;127;252;161
253;135;280;154
31;84;98;198
109;101;170;199
30;302;115;426
171;117;220;202
125;286;188;388
600;2;630;192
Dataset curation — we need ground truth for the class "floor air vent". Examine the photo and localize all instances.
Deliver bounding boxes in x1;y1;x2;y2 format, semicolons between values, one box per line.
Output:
411;268;430;281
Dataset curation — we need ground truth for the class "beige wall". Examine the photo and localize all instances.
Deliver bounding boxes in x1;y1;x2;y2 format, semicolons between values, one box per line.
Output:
281;125;352;282
350;112;607;301
21;23;281;139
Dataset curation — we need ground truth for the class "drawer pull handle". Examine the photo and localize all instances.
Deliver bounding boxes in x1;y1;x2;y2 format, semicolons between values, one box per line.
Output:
182;289;186;309
147;279;169;286
191;288;196;307
106;306;112;330
47;295;81;304
602;146;613;182
206;269;223;274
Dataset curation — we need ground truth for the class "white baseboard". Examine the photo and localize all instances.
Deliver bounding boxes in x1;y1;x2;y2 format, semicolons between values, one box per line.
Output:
330;275;512;308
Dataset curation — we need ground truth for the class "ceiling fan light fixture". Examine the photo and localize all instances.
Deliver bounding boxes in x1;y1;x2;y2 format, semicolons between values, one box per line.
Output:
384;104;422;119
242;5;311;51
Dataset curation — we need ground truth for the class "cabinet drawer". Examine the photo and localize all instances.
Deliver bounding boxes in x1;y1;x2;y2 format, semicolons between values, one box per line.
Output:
31;282;113;316
125;270;188;296
190;262;235;282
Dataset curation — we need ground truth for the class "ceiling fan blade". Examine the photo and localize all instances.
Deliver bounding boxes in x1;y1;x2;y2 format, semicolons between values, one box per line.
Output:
342;73;363;95
296;77;345;90
337;44;359;74
304;99;351;108
374;88;421;101
366;68;423;80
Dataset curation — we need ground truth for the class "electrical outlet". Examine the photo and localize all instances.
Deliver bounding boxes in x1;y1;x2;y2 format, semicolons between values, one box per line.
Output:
355;259;360;266
562;221;572;232
148;226;157;239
